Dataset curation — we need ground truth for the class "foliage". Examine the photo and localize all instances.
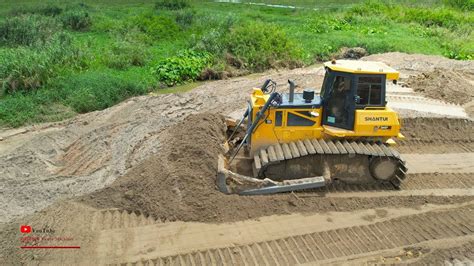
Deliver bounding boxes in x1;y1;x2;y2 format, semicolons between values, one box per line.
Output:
0;33;86;94
59;71;149;113
193;29;227;55
175;9;196;29
349;1;471;29
442;42;473;60
129;12;179;40
0;15;60;46
103;40;149;70
305;16;351;34
152;50;211;86
0;0;473;128
60;8;92;31
444;0;474;10
225;22;302;71
9;3;63;17
155;0;190;10
191;14;237;55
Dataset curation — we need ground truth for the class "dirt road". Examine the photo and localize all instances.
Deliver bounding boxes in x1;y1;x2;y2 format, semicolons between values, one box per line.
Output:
0;53;473;265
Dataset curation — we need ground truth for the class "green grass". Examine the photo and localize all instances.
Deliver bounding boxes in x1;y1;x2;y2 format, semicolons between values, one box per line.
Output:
0;0;473;128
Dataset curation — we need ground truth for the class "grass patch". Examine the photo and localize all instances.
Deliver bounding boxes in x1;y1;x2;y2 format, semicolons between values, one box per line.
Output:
0;0;472;127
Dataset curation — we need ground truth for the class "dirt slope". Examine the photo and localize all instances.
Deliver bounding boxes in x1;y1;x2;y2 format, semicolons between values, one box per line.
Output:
0;53;473;265
407;69;473;105
78;113;473;223
1;53;473;224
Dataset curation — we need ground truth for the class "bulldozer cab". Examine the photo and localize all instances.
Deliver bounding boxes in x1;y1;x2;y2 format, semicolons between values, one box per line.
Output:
320;60;398;131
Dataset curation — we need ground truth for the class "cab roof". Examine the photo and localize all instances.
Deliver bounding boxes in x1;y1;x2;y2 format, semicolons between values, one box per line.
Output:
324;60;399;80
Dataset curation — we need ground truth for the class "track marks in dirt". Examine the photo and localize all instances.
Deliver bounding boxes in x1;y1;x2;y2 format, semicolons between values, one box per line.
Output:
55;126;115;176
412;240;474;265
115;204;474;265
399;118;473;154
404;173;474;190
91;209;162;231
301;173;473;195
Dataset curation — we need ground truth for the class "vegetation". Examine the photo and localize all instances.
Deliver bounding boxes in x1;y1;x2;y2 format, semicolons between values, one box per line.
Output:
153;50;211;86
0;0;472;127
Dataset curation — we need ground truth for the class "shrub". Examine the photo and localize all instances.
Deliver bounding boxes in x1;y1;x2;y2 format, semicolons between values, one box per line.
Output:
191;15;237;55
60;8;92;31
59;72;148;113
444;0;474;10
129;12;179;40
104;41;149;70
403;8;458;28
175;9;195;29
0;15;60;46
0;33;86;94
348;0;388;16
155;0;189;10
193;29;226;55
305;16;352;34
9;4;63;17
225;22;302;71
152;50;211;86
0;93;37;127
442;42;473;60
0;48;51;95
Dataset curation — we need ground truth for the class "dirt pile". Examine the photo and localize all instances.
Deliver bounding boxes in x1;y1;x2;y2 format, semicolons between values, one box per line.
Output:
78;113;474;223
407;69;474;105
0;65;325;224
401;117;474;141
362;52;474;77
79;113;229;222
337;47;368;59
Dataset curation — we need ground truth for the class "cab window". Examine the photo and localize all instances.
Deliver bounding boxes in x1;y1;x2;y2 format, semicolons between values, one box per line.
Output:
356;76;383;105
287;112;315;126
275;111;282;126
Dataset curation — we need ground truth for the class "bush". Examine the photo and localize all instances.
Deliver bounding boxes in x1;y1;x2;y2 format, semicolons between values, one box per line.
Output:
193;29;226;55
60;8;92;31
444;0;474;10
0;33;86;94
403;8;458;28
58;72;148;113
0;15;60;46
155;0;189;10
442;42;473;60
9;4;63;17
225;22;302;71
192;15;237;55
129;12;179;40
348;1;469;29
152;50;211;86
0;93;37;127
104;41;149;70
0;48;51;95
175;9;195;29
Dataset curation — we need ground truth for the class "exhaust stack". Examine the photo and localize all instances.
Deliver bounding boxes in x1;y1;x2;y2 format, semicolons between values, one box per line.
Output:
288;80;295;102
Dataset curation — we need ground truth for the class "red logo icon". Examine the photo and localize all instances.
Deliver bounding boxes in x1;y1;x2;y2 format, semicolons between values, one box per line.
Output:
20;225;31;234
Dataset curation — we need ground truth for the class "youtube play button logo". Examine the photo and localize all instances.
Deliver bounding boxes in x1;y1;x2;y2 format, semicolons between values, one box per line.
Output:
20;225;31;234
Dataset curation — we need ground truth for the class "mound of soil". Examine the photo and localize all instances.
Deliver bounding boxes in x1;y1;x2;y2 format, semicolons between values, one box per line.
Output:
407;69;474;105
336;47;368;59
79;113;473;223
401;117;474;141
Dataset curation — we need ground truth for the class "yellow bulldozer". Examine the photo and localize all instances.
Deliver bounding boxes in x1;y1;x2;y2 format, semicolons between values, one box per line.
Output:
218;60;407;195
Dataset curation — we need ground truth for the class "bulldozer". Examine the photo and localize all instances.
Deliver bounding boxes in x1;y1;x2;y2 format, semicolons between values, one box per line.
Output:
217;60;407;195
